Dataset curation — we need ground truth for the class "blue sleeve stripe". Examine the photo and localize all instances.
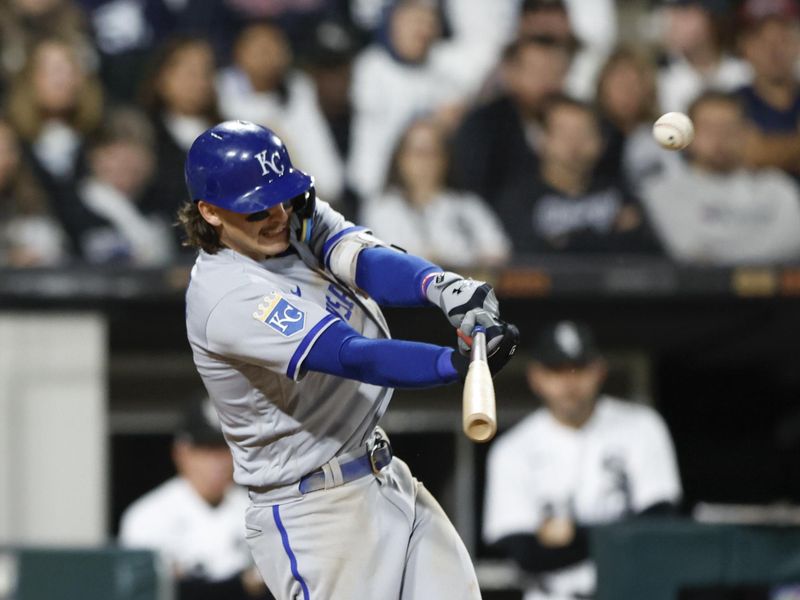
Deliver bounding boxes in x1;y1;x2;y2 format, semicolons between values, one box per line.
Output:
287;313;340;380
322;226;368;270
272;505;310;600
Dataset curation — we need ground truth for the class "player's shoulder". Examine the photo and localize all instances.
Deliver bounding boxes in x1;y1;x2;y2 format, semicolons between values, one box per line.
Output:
490;409;550;456
187;250;284;307
120;477;188;527
596;395;666;429
749;167;799;194
353;44;394;74
191;249;279;285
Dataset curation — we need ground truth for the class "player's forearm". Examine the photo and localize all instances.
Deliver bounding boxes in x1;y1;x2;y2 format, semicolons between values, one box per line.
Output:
354;246;440;306
304;320;464;387
492;529;590;574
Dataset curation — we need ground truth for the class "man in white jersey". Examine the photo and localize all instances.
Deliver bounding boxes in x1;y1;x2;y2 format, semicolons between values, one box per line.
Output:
483;321;681;600
119;399;273;600
178;120;519;600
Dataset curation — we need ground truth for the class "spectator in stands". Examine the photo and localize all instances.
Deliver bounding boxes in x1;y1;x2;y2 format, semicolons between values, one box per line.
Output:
484;320;682;600
120;399;274;600
361;117;510;268
451;36;571;205
72;107;174;265
737;0;800;177
78;0;244;102
496;95;661;255
518;0;616;101
596;46;684;191
78;0;175;102
657;0;751;113
642;91;800;265
139;35;220;247
220;0;338;50
5;36;104;251
347;0;472;201
298;19;359;173
0;119;67;266
217;21;345;204
0;0;94;86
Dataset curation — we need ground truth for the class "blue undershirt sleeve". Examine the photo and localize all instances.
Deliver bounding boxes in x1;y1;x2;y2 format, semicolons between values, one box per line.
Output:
302;319;460;387
354;246;441;307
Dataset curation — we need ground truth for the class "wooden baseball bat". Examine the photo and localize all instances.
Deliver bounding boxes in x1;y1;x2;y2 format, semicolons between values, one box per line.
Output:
462;327;497;443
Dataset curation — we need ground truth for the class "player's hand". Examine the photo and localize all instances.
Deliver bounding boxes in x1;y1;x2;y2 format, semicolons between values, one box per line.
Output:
424;272;500;342
537;517;576;547
240;566;267;597
485;321;519;376
451;320;519;380
457;307;505;355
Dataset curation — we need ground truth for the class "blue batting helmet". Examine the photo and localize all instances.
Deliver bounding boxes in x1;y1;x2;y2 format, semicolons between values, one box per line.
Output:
184;120;314;213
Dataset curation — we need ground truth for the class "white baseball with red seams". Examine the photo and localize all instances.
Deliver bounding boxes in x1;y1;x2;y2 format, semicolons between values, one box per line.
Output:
653;112;695;150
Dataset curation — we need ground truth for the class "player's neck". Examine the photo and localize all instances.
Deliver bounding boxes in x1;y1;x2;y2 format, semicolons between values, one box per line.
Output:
552;405;596;430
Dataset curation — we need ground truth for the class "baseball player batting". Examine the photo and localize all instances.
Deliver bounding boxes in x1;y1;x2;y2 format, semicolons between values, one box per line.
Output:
180;121;519;600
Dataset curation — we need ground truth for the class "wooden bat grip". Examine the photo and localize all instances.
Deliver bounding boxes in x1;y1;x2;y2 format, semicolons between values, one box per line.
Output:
462;328;497;443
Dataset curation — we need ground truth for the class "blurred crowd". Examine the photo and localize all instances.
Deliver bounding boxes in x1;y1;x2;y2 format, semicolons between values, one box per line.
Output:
3;0;800;268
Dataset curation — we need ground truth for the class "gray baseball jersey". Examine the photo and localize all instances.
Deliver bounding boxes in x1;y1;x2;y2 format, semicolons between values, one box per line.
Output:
185;200;392;489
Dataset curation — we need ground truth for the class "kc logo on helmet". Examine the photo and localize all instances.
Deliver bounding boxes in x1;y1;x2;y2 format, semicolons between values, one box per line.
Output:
253;293;305;337
255;149;285;177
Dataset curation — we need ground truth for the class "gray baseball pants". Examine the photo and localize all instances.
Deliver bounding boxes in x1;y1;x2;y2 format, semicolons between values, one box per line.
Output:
244;457;481;599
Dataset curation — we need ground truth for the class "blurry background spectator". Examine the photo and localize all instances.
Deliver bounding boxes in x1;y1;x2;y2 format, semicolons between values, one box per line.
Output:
657;0;751;113
517;0;618;101
642;91;800;264
496;95;661;255
737;0;800;178
139;35;220;249
5;36;104;254
119;399;274;600
0;0;95;88
484;320;682;600
79;0;179;103
361;117;510;268
297;19;361;216
217;21;345;203
451;35;571;205
0;118;67;266
595;45;684;191
347;0;473;201
72;107;174;265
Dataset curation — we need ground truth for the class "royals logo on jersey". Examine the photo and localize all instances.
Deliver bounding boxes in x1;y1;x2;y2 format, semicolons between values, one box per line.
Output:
253;293;305;337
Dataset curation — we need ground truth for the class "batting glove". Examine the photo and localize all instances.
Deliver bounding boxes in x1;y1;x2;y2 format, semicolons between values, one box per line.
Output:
450;320;520;381
423;272;502;353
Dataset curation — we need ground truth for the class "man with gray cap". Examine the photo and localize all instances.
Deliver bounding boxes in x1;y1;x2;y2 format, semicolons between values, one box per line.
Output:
483;321;681;600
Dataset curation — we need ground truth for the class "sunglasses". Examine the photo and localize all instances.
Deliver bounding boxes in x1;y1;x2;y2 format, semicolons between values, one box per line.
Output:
245;189;315;222
245;197;296;222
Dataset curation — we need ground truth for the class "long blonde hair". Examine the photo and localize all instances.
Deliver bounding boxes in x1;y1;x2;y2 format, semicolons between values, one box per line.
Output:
6;36;103;143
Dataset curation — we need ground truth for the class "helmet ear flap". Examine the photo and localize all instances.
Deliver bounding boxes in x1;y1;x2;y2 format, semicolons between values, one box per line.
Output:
290;187;316;243
291;187;316;220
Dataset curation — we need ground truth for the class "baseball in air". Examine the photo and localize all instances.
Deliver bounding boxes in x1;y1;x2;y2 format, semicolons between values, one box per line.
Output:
652;112;694;150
